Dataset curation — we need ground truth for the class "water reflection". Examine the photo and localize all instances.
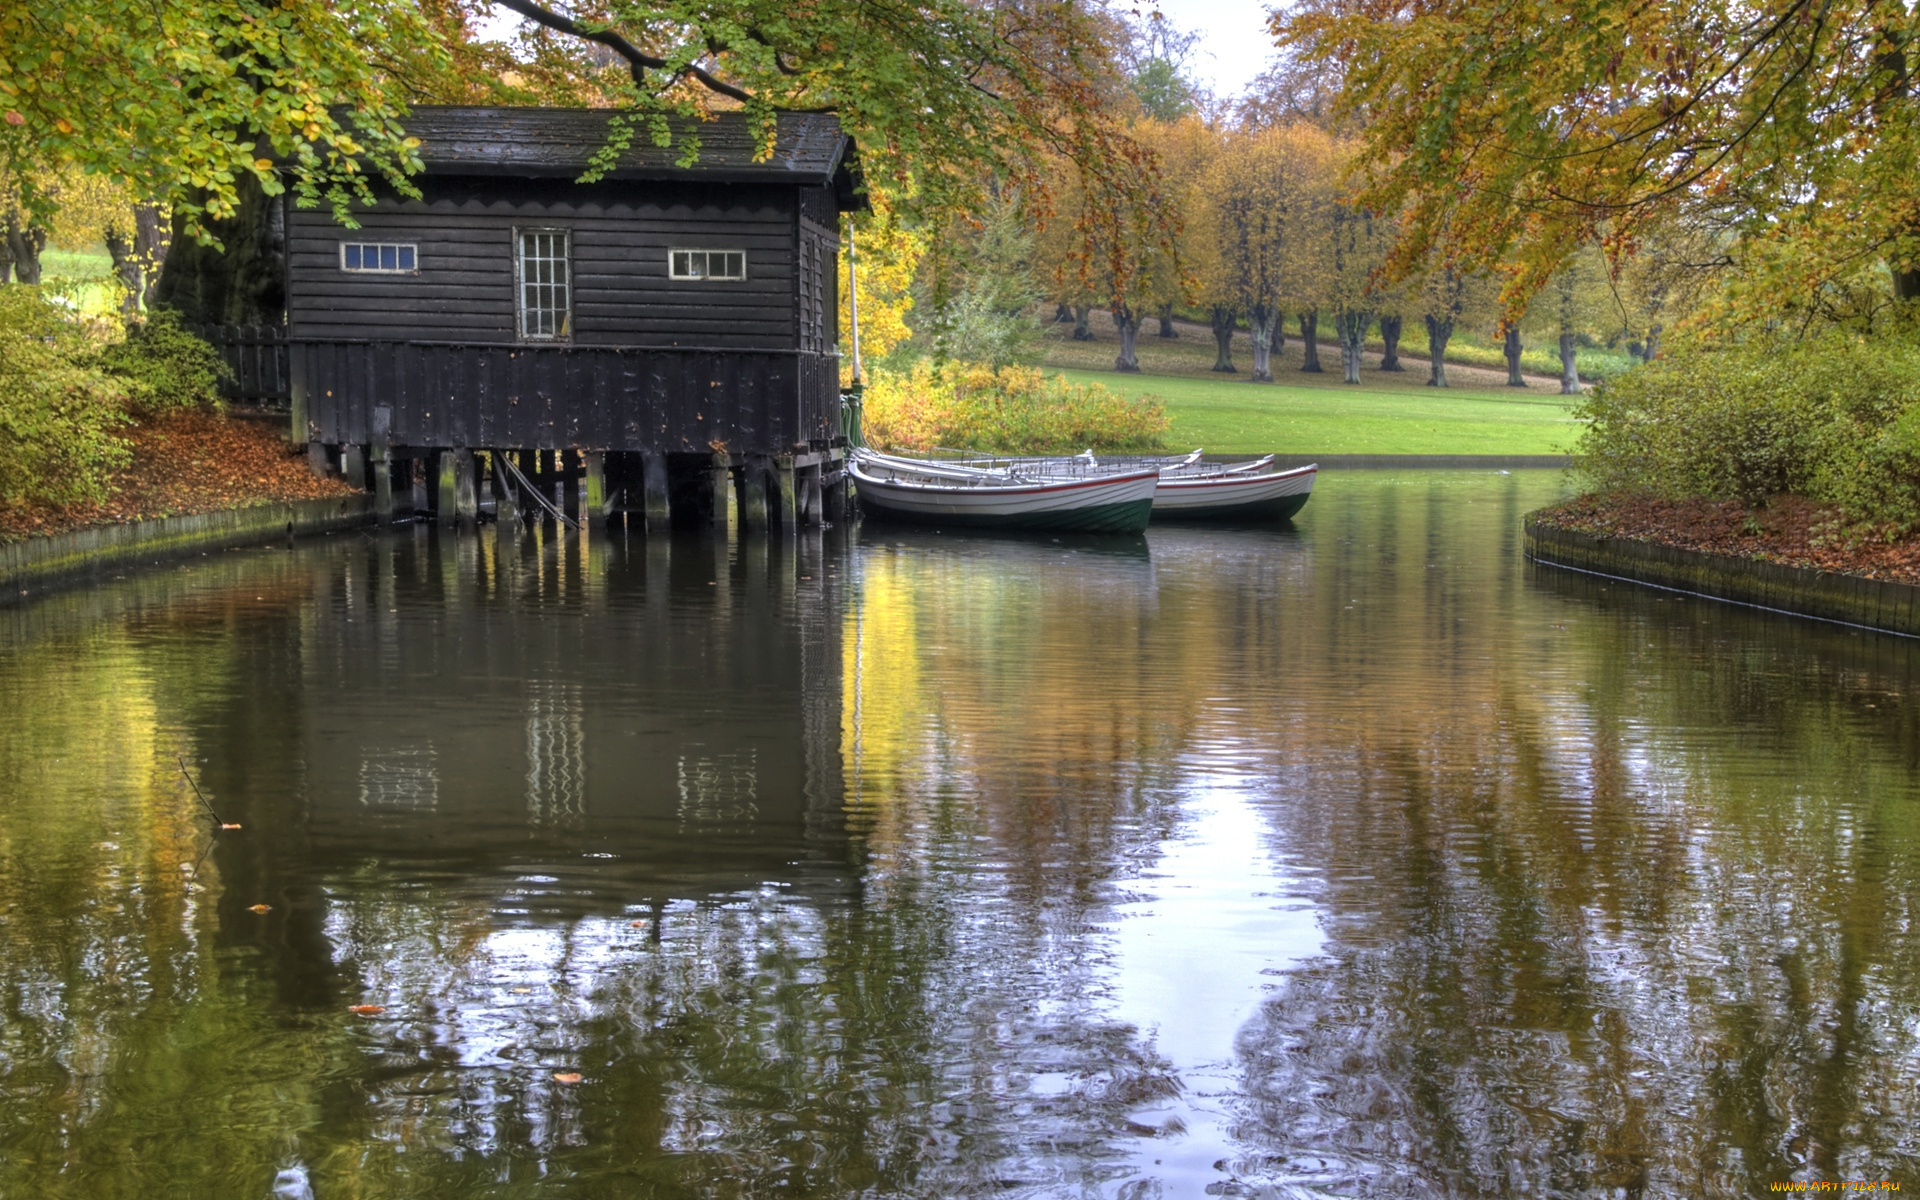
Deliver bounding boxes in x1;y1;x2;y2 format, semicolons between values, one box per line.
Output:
4;472;1920;1196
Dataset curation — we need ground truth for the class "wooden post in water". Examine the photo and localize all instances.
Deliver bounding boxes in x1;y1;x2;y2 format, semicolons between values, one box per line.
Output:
774;455;798;536
340;444;367;493
709;449;733;529
798;463;822;527
437;451;459;526
642;450;670;529
410;457;428;516
741;453;770;531
823;459;847;526
583;452;609;529
308;441;332;478
371;409;393;524
454;449;478;529
497;451;521;526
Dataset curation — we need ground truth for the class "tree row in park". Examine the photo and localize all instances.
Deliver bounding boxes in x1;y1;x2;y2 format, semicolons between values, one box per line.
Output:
1030;117;1674;393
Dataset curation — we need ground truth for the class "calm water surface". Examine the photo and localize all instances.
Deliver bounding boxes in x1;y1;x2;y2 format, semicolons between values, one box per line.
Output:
4;470;1919;1198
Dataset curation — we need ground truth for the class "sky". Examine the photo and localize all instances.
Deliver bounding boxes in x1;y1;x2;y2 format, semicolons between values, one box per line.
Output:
1138;0;1279;98
476;2;1281;100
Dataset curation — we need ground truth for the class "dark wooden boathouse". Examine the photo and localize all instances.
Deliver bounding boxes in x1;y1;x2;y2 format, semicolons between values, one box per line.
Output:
286;106;861;530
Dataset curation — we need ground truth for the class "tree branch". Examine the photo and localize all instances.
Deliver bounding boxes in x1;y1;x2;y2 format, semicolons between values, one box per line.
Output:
491;0;759;103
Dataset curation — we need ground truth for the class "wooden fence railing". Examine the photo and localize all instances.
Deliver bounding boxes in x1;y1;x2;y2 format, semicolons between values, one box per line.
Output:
191;324;291;409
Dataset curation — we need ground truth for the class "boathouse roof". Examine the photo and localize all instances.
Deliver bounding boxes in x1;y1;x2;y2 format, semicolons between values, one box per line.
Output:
401;107;859;192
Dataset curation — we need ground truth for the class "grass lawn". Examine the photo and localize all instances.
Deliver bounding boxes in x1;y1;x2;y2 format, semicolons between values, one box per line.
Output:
1052;367;1582;456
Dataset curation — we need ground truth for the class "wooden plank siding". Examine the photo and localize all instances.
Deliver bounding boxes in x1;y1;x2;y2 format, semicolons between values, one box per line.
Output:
294;341;837;454
286;179;798;348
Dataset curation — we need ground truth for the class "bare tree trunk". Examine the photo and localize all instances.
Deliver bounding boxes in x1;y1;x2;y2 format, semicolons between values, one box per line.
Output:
1112;305;1142;372
1156;302;1177;337
1642;323;1662;362
155;175;286;325
4;213;47;285
0;235;12;285
104;229;143;318
134;204;170;311
1337;310;1371;384
1270;319;1285;362
1503;324;1527;387
1209;305;1237;372
1378;315;1405;370
1071;305;1093;341
1249;304;1276;381
1558;331;1581;395
1425;314;1454;387
1055;303;1074;323
1298;311;1324;372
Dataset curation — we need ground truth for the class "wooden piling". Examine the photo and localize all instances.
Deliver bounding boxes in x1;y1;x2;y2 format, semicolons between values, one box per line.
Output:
642;450;670;529
742;453;770;531
823;460;847;525
454;449;478;528
308;441;332;478
798;463;822;527
583;452;608;528
409;457;428;516
774;455;798;536
340;443;366;493
496;451;521;526
437;451;458;526
709;449;733;529
371;410;393;524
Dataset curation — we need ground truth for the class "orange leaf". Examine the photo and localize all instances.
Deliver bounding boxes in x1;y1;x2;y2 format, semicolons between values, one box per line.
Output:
248;903;272;914
553;1072;583;1084
221;822;243;830
348;1004;385;1015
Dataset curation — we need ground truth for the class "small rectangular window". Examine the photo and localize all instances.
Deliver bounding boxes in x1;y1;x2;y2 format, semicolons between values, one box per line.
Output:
340;242;417;273
670;249;746;281
516;229;572;340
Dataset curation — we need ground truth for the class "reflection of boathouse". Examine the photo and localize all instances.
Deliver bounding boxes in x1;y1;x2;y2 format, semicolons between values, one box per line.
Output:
285;107;863;532
292;532;849;900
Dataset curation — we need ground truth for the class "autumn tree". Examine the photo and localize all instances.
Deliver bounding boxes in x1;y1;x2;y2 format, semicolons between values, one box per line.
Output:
1274;0;1920;332
1211;125;1332;382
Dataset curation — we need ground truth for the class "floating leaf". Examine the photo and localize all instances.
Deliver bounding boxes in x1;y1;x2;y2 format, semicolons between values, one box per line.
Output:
553;1072;583;1084
221;822;243;830
248;903;272;913
348;1004;384;1015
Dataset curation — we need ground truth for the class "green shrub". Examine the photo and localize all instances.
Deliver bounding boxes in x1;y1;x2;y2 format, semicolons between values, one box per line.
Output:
1576;333;1920;537
0;287;134;507
862;359;1169;453
100;308;228;414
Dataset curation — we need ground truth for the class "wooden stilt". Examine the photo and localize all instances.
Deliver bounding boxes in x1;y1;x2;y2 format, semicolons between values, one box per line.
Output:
709;449;732;528
642;449;670;529
823;458;847;525
371;410;393;524
497;451;521;526
340;443;367;492
798;462;822;527
437;451;458;526
454;449;478;528
410;457;428;516
742;453;770;531
583;451;608;529
308;441;332;477
774;455;798;536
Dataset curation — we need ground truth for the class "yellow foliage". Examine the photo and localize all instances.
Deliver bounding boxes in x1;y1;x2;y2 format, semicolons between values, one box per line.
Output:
839;190;924;378
860;359;1167;453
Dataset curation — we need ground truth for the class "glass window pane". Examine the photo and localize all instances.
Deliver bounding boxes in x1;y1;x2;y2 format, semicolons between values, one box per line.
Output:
344;244;361;270
398;246;415;270
379;245;396;270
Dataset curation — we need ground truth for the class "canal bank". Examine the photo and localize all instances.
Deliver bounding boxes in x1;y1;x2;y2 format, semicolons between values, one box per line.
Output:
1526;513;1920;637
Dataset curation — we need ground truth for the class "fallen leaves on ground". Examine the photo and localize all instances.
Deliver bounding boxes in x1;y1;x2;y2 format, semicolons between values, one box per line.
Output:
0;409;358;544
1538;492;1920;586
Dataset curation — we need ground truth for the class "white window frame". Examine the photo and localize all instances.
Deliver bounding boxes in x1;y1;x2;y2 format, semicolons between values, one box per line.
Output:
514;227;573;342
670;248;747;281
339;241;419;274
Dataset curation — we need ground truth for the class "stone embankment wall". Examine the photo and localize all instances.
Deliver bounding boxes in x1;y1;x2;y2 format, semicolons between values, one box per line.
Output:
1525;515;1920;637
1;495;375;602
